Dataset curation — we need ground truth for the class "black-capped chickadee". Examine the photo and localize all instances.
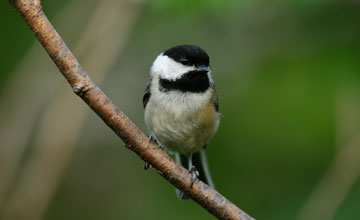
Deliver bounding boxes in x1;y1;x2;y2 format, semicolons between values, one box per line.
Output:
143;45;219;198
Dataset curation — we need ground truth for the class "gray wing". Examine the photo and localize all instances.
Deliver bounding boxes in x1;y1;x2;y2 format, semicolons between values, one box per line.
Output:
143;78;152;108
211;83;219;112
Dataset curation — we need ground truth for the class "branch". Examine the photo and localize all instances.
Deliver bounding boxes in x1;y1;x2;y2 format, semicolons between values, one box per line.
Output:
1;1;145;219
8;1;255;219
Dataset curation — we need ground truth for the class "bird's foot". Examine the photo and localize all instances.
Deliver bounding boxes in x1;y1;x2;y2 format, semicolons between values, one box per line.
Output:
144;135;163;170
144;162;151;170
144;136;156;170
178;166;199;199
179;191;190;199
148;135;164;149
189;166;200;188
149;135;157;144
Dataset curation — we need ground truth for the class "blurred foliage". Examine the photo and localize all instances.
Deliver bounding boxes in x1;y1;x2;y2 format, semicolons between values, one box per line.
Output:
1;0;360;220
0;0;70;89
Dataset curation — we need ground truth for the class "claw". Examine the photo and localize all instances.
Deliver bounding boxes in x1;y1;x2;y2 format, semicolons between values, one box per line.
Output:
189;166;199;188
144;136;159;170
149;135;157;144
180;191;189;199
177;166;199;199
148;135;165;150
144;136;157;170
144;162;151;170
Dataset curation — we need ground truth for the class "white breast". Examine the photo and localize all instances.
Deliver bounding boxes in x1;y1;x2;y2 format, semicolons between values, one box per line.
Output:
144;75;217;155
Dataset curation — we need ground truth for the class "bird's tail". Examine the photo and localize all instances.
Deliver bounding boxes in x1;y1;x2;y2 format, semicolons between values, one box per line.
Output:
175;148;214;199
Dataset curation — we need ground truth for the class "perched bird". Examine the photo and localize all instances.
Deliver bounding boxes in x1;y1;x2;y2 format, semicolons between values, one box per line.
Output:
143;45;219;198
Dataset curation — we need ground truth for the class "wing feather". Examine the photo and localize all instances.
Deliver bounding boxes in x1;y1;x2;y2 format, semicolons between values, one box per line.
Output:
143;78;152;108
211;83;219;112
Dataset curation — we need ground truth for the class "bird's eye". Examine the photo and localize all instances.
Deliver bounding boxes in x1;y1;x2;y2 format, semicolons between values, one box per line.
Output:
180;58;190;65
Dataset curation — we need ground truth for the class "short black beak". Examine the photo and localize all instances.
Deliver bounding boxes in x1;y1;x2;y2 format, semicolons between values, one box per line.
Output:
199;65;210;72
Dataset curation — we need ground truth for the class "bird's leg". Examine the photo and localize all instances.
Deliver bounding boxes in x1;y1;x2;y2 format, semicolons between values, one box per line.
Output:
178;154;200;199
188;154;199;187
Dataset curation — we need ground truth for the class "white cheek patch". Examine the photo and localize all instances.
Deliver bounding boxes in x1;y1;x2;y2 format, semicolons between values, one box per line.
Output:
207;71;214;83
150;54;196;80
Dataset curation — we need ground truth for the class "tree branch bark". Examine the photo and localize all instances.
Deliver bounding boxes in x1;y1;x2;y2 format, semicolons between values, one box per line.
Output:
8;1;255;219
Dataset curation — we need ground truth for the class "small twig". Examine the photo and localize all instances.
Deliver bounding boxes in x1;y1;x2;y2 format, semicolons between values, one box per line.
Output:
8;1;255;219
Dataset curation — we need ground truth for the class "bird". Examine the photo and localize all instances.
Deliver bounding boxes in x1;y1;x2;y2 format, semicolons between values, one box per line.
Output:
143;44;220;199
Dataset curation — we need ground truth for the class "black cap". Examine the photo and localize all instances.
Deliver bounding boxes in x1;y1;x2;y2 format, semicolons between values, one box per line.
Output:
163;45;210;67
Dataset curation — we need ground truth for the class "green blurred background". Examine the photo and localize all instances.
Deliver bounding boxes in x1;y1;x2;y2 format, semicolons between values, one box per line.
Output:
1;0;360;219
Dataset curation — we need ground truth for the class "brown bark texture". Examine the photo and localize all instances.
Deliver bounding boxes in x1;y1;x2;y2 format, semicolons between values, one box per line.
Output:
8;1;255;219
